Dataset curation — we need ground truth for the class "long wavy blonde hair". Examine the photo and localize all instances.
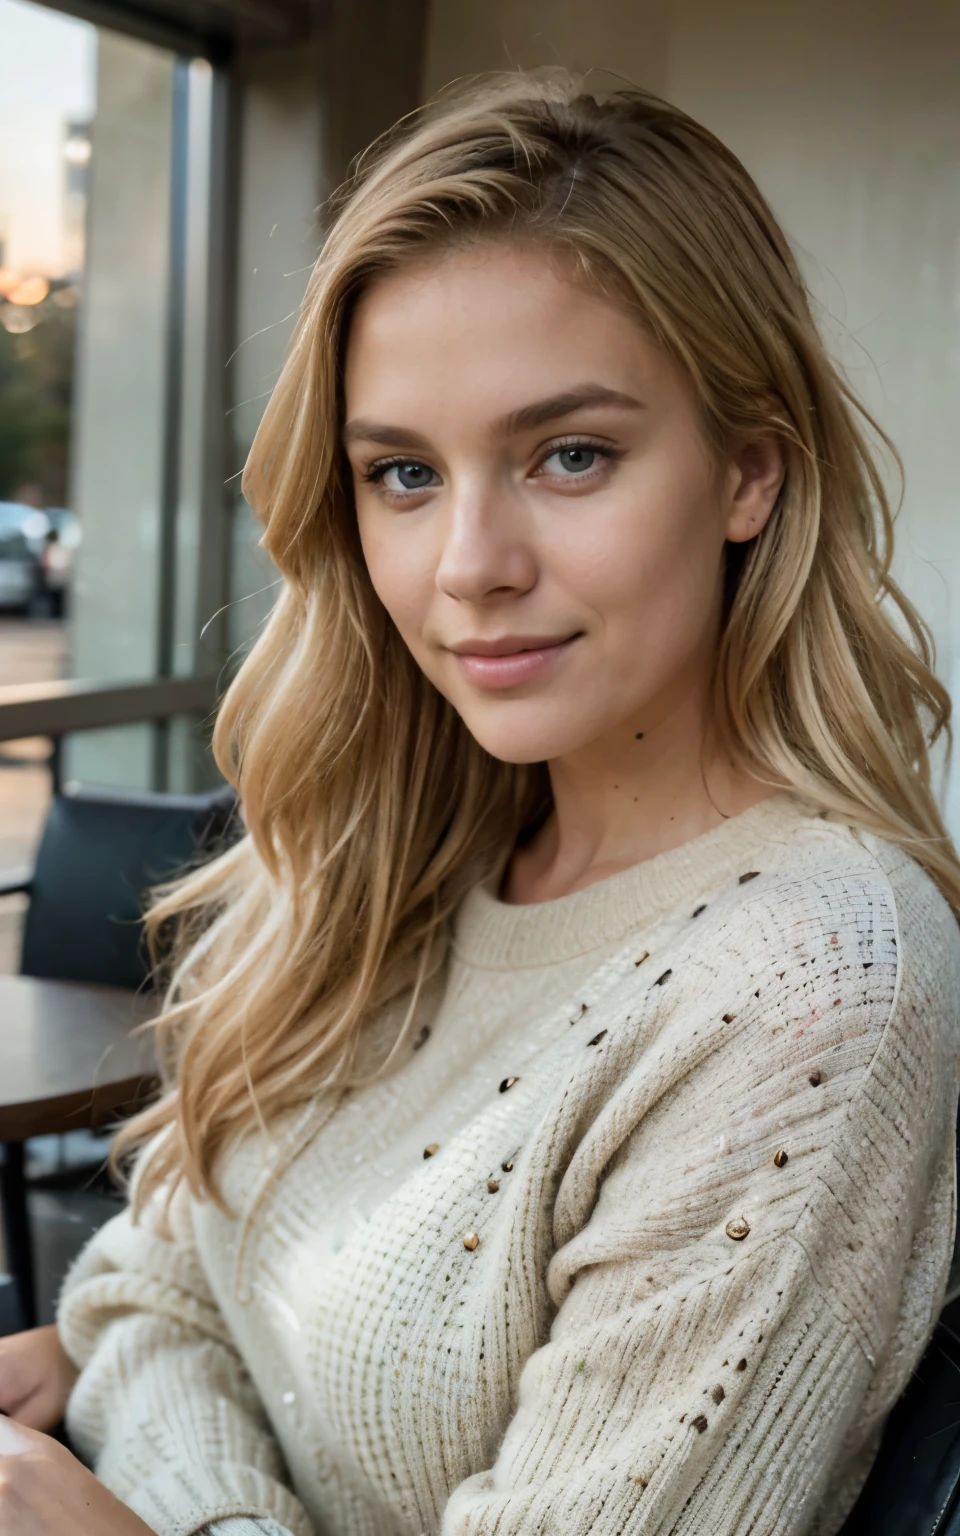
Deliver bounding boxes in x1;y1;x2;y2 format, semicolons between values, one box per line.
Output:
117;69;960;1212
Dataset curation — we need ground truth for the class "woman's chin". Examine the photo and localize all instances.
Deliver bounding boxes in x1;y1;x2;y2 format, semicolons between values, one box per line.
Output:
462;708;598;767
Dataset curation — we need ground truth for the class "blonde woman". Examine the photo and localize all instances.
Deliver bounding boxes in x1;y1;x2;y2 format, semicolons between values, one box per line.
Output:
1;71;959;1536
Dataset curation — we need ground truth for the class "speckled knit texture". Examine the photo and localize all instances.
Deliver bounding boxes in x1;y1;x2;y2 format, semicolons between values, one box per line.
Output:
57;793;960;1536
207;1523;291;1536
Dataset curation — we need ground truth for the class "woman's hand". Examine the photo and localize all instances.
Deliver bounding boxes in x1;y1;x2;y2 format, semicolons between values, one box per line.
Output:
0;1325;79;1430
0;1416;156;1534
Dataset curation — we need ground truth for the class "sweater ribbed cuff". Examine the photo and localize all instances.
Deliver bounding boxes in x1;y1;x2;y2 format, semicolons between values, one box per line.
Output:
205;1521;298;1536
117;1461;313;1536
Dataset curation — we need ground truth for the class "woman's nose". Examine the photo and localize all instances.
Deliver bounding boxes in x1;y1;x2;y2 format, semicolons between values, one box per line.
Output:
434;478;538;604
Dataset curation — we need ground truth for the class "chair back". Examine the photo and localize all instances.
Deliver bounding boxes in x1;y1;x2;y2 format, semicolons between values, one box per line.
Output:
20;785;238;989
837;1295;960;1534
838;1115;960;1534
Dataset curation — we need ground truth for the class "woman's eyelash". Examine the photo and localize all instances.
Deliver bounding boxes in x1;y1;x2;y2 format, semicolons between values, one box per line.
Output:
362;457;417;484
544;436;613;450
536;438;624;469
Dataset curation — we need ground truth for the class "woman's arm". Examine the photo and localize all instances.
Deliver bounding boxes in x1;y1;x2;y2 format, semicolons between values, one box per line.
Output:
0;1324;78;1429
441;860;960;1534
56;1138;313;1536
0;1326;298;1536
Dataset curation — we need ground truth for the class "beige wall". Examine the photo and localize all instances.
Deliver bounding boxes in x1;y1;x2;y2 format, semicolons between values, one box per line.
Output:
667;0;960;692
423;0;960;818
423;0;668;96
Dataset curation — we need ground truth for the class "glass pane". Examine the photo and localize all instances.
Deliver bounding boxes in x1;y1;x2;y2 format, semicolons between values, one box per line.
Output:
0;0;96;967
0;4;221;971
66;26;176;789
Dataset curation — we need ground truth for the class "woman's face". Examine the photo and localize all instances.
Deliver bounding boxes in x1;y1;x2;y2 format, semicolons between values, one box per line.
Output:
344;243;780;766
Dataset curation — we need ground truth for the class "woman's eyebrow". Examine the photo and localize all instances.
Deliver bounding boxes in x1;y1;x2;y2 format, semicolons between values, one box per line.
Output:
341;386;644;451
498;385;646;435
341;421;430;449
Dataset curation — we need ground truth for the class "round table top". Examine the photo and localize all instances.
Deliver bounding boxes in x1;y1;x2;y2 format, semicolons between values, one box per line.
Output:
0;975;159;1141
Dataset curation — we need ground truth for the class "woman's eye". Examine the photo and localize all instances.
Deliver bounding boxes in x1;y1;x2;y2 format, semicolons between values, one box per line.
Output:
541;446;598;476
380;461;439;492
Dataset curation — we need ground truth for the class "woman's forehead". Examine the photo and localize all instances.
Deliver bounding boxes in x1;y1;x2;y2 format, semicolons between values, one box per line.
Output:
342;244;674;439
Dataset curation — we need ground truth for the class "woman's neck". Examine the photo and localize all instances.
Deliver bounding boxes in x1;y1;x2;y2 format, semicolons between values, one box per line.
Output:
502;712;778;905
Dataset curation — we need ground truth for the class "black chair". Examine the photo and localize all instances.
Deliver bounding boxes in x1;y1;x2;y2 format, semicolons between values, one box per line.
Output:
0;783;239;1331
837;1122;960;1536
15;784;239;988
838;1291;960;1535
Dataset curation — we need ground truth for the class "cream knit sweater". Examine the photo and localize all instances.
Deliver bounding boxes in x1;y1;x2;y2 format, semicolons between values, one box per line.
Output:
58;793;960;1536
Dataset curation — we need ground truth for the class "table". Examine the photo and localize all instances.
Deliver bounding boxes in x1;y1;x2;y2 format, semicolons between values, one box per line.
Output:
0;975;159;1328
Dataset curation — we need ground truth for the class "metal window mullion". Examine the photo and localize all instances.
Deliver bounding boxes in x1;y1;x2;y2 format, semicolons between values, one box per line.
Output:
191;58;239;679
153;55;191;791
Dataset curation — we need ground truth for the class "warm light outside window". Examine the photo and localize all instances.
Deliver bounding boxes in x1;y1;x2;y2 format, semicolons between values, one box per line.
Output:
0;0;228;971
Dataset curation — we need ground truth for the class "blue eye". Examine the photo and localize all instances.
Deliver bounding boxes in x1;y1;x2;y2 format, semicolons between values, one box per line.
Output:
381;461;438;491
542;446;598;475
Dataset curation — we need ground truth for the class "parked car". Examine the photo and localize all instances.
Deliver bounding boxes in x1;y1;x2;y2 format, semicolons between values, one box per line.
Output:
0;525;38;612
0;501;44;545
0;503;79;615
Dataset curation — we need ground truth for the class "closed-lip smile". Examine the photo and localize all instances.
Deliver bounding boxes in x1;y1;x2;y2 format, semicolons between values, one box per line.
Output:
447;634;579;656
446;632;583;690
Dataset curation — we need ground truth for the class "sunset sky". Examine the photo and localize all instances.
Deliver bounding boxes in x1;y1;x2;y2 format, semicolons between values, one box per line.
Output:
0;0;96;276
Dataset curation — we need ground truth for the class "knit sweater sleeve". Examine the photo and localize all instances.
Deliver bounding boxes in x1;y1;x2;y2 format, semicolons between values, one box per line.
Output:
56;1140;314;1536
205;1522;297;1536
441;853;960;1535
205;1523;297;1536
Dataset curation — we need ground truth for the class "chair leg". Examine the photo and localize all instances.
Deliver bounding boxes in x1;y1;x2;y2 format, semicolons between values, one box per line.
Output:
0;1142;36;1330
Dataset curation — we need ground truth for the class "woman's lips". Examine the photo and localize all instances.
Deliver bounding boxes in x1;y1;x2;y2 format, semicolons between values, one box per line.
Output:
451;635;581;689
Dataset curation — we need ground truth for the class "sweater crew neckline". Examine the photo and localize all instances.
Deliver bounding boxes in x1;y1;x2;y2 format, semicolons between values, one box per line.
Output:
453;791;814;969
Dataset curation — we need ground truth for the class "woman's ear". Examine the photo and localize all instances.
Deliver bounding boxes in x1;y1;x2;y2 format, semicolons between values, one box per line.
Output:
724;436;786;544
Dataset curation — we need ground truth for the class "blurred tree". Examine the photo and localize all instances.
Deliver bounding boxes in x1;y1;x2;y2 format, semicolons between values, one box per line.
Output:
0;296;75;505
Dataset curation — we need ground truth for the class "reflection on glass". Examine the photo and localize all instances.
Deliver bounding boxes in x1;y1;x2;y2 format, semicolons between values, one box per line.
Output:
0;0;97;962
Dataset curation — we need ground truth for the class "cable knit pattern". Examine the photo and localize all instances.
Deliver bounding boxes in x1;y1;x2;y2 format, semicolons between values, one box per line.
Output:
57;794;960;1536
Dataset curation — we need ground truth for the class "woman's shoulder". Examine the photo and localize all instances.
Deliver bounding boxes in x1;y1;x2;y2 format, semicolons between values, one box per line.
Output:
758;804;960;966
605;806;960;1183
695;803;960;1048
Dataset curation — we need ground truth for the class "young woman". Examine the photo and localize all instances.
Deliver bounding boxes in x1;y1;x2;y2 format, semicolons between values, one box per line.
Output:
1;70;959;1536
